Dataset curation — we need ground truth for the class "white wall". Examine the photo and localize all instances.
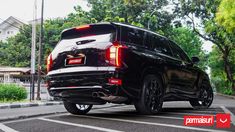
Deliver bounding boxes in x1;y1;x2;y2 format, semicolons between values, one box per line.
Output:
0;22;21;42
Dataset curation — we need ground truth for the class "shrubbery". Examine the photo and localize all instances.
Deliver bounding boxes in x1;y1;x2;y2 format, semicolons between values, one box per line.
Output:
0;84;27;102
211;77;234;95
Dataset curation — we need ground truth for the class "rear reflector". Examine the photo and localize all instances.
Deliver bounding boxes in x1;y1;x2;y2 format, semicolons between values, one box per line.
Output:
109;78;122;85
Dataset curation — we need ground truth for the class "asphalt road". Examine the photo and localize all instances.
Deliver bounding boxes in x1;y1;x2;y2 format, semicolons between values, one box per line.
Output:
0;95;234;132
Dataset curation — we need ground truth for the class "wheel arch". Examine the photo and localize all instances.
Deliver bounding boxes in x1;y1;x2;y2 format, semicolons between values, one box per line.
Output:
140;66;167;96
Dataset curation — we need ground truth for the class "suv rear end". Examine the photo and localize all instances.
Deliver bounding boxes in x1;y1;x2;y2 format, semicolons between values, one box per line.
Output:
47;23;129;106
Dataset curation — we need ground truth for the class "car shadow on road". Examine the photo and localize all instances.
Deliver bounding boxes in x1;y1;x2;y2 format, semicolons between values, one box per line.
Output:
73;106;220;118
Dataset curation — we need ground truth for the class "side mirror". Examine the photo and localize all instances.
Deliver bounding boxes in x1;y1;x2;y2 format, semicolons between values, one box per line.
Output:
191;56;200;64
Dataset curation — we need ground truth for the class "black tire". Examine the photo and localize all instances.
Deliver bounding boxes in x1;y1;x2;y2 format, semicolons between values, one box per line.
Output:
190;80;213;109
134;74;164;114
63;101;93;115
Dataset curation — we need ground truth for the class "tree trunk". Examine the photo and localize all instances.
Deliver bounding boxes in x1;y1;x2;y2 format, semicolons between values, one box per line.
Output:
223;52;235;91
233;81;235;92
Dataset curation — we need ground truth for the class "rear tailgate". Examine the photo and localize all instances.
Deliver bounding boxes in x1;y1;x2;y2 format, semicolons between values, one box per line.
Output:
49;24;117;72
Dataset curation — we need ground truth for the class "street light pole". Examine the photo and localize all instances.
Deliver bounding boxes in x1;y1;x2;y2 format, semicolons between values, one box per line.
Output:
37;0;44;100
31;0;37;101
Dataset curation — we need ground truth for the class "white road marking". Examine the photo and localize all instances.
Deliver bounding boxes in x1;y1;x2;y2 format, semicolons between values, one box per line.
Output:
74;115;227;132
0;123;18;132
96;105;219;115
220;106;235;125
166;109;220;114
96;109;217;122
161;111;215;116
38;118;123;132
148;115;184;120
97;108;216;116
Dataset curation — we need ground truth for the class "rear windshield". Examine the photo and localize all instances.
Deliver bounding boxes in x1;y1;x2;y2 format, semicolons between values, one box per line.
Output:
61;24;116;40
54;34;114;54
52;24;116;55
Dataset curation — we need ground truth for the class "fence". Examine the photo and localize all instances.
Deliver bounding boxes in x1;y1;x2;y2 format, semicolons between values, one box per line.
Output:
0;74;52;100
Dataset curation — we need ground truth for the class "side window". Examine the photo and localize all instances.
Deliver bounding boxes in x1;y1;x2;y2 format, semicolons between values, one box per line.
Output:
169;43;182;60
151;36;172;56
170;41;191;62
145;32;152;48
121;27;144;45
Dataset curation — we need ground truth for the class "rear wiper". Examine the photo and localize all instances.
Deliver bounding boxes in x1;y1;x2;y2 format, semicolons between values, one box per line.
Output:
76;39;96;45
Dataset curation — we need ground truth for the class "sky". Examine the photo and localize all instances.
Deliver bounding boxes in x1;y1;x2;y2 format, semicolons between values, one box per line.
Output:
0;0;89;21
0;0;213;52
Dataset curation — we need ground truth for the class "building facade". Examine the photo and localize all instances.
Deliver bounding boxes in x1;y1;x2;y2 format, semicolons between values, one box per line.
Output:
0;16;26;42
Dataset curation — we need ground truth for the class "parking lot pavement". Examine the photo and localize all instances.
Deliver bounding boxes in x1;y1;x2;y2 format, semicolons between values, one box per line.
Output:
0;96;235;132
0;95;234;132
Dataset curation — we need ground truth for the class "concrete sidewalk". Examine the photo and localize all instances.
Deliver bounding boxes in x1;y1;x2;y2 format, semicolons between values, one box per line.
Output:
0;101;63;109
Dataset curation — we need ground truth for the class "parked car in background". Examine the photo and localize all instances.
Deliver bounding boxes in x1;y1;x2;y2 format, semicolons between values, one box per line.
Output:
46;22;213;115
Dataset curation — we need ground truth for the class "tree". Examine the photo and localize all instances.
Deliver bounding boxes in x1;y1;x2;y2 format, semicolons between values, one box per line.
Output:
0;0;206;79
174;0;235;91
86;0;174;34
0;25;32;67
216;0;235;33
209;46;235;94
169;27;207;70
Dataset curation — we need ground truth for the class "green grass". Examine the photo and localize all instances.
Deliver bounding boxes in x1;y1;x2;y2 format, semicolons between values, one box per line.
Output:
0;99;28;103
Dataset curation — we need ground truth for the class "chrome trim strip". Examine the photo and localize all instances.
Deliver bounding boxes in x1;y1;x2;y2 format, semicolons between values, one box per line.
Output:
47;66;116;76
50;85;102;90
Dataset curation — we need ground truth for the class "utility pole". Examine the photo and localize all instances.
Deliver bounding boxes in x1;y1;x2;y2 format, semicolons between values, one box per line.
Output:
30;0;37;101
37;0;44;100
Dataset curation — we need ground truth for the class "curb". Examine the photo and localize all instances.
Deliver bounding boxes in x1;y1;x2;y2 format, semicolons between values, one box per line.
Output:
216;93;235;99
0;111;67;123
0;101;63;110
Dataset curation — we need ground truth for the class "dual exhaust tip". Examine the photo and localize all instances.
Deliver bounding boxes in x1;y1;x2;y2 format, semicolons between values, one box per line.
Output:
92;92;108;98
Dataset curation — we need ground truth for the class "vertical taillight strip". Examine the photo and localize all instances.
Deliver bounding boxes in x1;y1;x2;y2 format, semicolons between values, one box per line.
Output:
106;42;127;67
47;54;52;73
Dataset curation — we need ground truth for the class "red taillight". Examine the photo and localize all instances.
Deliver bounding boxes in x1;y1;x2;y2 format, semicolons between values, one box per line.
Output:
109;78;122;85
75;25;90;30
47;54;52;73
106;42;127;67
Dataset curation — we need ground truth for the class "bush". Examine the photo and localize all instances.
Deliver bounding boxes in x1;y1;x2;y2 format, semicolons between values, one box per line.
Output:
211;77;229;93
0;84;27;101
223;88;234;95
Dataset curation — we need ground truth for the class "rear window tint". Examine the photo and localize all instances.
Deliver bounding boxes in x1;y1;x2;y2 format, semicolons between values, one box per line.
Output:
61;24;116;39
147;33;172;56
53;33;114;56
120;26;144;45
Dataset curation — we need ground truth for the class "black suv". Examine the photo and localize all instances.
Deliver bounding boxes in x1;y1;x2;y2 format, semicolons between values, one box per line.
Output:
46;22;213;114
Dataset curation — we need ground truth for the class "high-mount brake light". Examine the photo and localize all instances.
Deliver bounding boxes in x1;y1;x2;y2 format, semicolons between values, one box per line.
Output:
46;54;52;73
106;42;127;67
75;25;90;30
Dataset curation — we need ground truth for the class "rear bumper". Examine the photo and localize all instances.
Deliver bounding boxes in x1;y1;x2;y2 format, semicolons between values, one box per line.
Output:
46;66;128;104
48;86;127;104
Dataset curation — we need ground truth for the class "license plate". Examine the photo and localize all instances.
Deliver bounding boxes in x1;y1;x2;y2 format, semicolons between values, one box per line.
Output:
66;57;85;66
